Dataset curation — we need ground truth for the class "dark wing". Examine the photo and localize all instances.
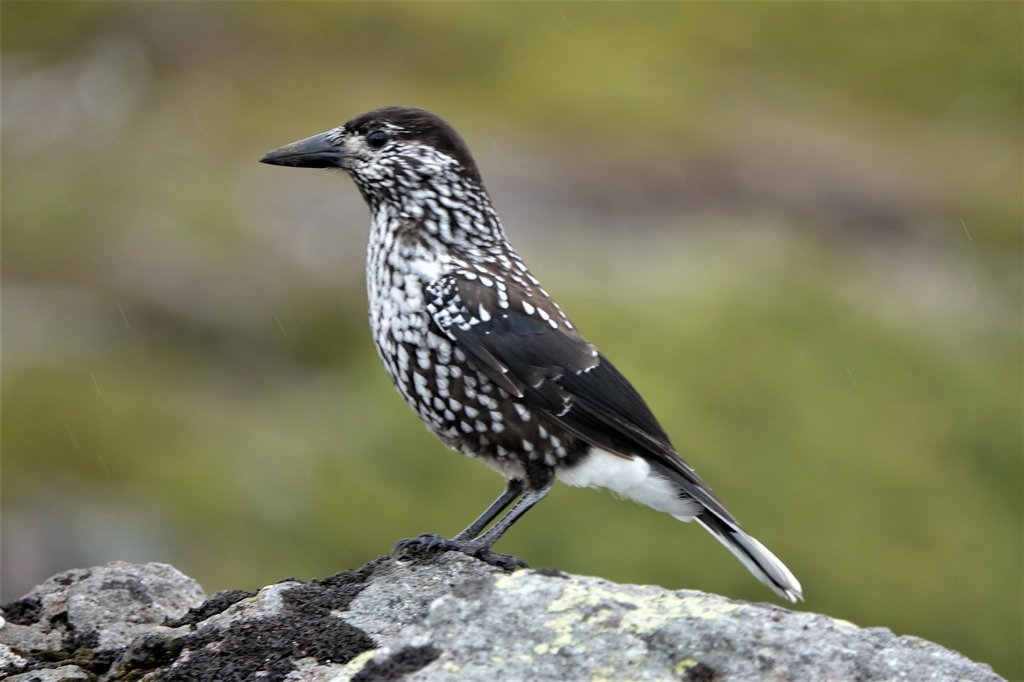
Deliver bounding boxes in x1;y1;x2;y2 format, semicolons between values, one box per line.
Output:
427;270;736;522
425;272;595;401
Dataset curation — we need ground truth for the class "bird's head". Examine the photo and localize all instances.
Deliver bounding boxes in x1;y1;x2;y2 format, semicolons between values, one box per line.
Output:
260;106;484;204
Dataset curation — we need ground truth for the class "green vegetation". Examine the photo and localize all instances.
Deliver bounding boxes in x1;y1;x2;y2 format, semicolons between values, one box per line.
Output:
3;2;1021;677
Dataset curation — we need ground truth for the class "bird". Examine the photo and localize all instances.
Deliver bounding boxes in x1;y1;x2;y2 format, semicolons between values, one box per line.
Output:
260;106;803;603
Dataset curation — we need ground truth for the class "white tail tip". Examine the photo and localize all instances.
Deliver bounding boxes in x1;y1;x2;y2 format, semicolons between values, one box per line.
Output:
697;517;804;603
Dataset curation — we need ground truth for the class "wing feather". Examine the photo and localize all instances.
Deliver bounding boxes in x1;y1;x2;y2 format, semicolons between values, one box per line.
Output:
427;271;737;523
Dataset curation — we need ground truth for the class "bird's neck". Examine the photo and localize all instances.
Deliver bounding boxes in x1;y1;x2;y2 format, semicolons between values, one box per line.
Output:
366;179;513;266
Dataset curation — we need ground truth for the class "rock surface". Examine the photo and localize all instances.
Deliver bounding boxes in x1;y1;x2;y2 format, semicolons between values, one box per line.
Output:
0;555;1003;681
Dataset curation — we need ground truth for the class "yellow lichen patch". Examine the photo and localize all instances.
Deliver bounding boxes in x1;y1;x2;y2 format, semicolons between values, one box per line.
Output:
501;573;749;663
331;648;378;680
540;609;581;652
493;571;529;592
543;578;609;614
674;658;700;676
545;579;743;634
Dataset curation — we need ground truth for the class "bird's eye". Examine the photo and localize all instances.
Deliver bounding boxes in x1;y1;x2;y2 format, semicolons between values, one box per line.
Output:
366;130;389;149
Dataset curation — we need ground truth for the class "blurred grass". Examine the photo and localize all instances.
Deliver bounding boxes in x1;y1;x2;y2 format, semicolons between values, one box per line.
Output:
3;1;1022;678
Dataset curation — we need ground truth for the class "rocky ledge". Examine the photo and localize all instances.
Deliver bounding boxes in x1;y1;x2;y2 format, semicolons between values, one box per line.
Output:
0;554;1002;681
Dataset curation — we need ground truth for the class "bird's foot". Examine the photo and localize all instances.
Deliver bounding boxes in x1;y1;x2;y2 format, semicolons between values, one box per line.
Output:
392;532;454;554
392;532;528;571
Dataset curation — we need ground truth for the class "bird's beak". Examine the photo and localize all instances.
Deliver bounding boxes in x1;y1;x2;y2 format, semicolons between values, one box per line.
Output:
259;131;343;168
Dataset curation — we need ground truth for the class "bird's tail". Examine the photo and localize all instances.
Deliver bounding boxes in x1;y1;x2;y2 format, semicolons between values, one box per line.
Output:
696;512;804;603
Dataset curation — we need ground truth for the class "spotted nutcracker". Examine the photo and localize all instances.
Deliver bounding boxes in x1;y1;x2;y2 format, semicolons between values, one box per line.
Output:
260;106;803;602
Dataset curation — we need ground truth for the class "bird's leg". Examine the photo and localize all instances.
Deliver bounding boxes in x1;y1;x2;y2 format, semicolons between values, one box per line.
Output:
465;481;552;552
453;479;524;541
393;479;550;571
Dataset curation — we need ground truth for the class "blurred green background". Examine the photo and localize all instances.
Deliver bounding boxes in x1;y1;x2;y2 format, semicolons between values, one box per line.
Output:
2;1;1021;677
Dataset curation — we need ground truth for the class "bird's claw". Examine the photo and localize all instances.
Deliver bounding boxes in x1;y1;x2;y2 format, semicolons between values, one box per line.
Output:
392;533;528;571
393;532;455;554
475;550;528;571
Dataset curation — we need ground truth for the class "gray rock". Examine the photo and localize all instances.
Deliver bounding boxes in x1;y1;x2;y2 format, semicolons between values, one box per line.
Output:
333;555;1002;682
0;554;1002;682
0;561;205;680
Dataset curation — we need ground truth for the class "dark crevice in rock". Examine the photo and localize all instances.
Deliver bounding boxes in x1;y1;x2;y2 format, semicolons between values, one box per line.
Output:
159;607;374;681
1;595;43;625
167;589;255;627
110;630;187;680
682;660;718;682
155;560;385;682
